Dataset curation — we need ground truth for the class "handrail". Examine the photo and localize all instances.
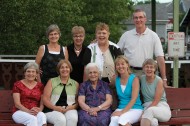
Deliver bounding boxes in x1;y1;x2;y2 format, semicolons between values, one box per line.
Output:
0;59;35;63
0;55;36;59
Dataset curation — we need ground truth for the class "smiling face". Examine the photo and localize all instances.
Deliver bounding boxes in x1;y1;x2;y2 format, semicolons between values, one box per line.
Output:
115;58;129;75
142;59;157;77
87;66;99;83
48;30;60;43
133;11;147;29
143;64;156;77
72;26;85;47
96;29;110;45
95;23;110;45
73;33;85;46
59;62;71;78
24;67;37;81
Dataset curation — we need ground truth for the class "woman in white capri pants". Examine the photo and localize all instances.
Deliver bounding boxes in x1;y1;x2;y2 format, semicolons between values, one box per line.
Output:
140;59;171;126
109;55;143;126
12;62;47;126
43;60;79;126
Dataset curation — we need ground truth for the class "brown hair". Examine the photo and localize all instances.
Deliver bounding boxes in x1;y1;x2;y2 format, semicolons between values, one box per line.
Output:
114;55;131;76
72;26;85;35
56;59;73;74
95;22;110;33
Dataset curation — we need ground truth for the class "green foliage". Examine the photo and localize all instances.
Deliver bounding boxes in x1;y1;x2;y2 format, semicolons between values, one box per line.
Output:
0;0;133;54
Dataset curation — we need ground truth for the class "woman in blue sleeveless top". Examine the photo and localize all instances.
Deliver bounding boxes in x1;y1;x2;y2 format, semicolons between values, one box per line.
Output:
109;55;143;126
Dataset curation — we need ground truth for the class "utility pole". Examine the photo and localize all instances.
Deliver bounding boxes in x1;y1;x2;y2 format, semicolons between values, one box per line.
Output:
151;0;156;32
173;0;180;87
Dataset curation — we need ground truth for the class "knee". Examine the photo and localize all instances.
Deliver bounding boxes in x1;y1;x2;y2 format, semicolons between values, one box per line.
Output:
143;107;154;116
54;115;66;125
29;116;38;124
37;112;46;119
69;114;78;123
110;116;119;122
66;110;78;122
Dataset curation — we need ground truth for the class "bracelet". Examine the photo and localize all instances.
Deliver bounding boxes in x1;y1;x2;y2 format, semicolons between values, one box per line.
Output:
163;78;167;81
98;105;102;110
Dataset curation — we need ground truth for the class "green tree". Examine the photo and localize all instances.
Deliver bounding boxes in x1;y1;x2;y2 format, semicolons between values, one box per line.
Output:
0;0;133;55
0;0;89;54
81;0;134;43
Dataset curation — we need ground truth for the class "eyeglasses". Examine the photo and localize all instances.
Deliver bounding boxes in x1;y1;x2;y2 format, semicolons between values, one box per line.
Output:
133;16;145;20
73;35;84;38
49;33;59;36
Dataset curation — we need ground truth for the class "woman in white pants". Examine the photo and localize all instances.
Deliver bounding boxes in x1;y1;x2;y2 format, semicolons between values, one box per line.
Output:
140;59;171;126
109;55;143;126
43;60;79;126
12;62;47;126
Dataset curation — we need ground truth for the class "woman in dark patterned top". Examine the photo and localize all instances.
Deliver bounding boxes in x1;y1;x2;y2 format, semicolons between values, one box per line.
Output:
78;63;112;126
35;24;68;85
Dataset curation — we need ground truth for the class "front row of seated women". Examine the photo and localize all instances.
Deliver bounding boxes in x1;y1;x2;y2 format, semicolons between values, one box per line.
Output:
12;56;171;126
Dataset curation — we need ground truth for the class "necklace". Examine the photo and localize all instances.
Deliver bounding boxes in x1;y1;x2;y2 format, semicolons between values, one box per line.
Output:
74;46;82;53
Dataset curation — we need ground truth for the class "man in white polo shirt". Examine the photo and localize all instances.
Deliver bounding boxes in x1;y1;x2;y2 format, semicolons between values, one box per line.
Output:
117;9;169;88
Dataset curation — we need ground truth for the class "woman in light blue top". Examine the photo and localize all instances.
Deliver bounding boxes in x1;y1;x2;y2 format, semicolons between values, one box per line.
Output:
140;59;171;126
109;55;143;126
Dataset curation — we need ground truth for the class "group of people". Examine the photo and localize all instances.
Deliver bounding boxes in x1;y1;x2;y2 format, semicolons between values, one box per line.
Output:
11;9;171;126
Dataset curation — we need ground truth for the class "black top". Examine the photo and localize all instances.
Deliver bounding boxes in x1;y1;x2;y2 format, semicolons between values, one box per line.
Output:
67;43;90;84
40;44;65;85
43;83;68;113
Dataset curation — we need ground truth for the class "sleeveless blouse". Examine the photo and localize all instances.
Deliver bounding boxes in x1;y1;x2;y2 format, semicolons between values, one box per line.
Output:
40;44;65;85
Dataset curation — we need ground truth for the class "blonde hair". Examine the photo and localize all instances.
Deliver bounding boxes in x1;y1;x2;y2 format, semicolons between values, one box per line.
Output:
56;60;73;74
72;26;85;35
114;55;131;76
95;22;110;33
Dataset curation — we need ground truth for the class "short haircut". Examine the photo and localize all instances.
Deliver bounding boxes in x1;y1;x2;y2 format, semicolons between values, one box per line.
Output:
95;22;110;33
72;26;85;35
85;62;100;75
46;24;61;37
142;59;158;71
24;62;39;73
133;9;146;17
56;59;73;74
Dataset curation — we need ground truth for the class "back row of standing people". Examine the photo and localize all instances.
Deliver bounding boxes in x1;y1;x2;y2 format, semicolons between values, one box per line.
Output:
35;9;168;88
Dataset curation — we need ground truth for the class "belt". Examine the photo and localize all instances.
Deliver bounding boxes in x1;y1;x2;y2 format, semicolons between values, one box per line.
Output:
130;66;142;70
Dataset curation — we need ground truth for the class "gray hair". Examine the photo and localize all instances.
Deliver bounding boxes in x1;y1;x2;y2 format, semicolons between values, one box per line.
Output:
46;24;61;37
133;9;146;18
85;63;101;77
142;59;158;72
24;62;39;73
